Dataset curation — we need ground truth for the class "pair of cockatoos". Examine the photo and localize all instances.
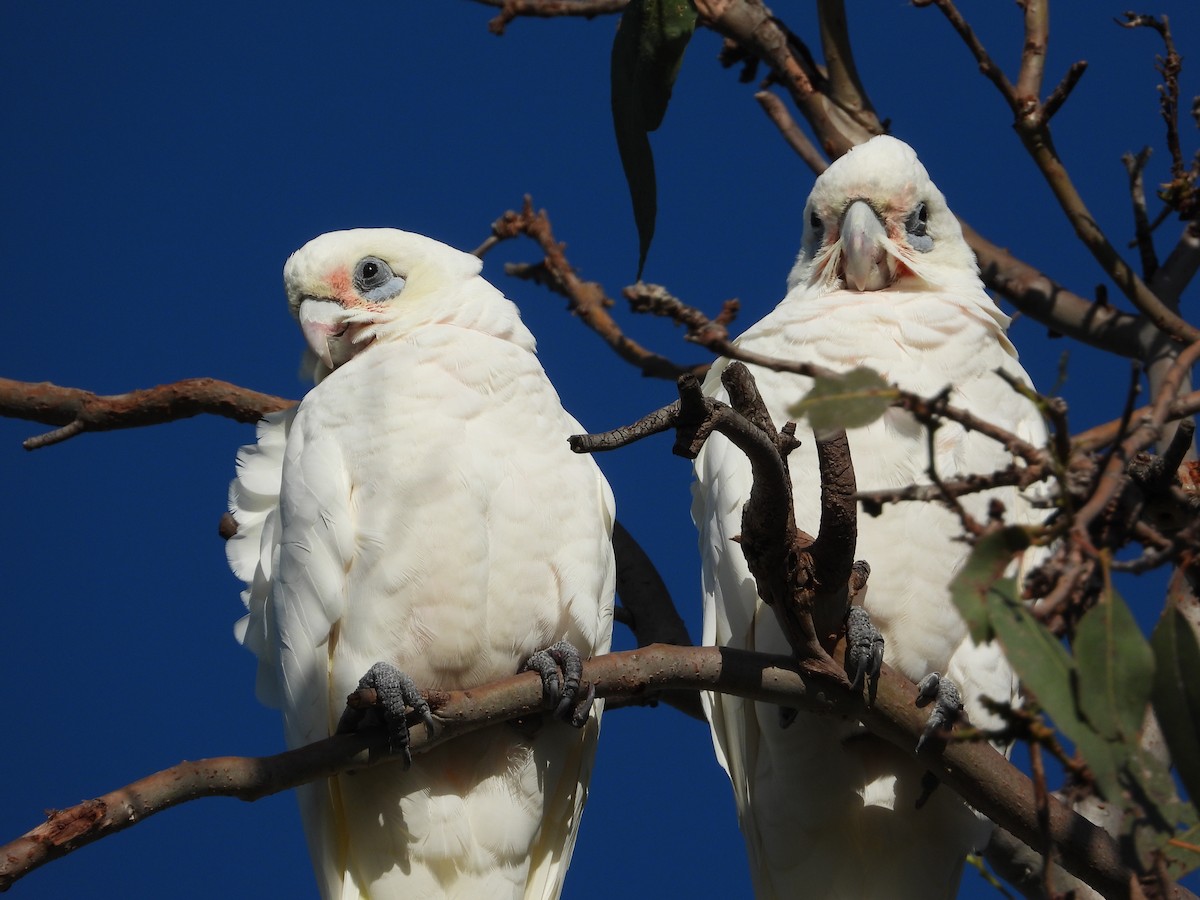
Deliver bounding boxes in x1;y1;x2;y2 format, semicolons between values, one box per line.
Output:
226;229;615;899
693;135;1046;898
226;135;1040;900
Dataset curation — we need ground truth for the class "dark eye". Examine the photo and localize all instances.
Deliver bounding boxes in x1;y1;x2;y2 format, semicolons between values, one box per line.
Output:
905;202;933;252
807;209;825;247
354;256;393;292
910;203;929;237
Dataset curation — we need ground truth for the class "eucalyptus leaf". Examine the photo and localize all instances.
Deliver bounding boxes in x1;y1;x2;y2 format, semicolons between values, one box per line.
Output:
787;367;896;432
947;528;1030;644
987;589;1077;735
1151;606;1200;816
986;588;1126;799
610;0;697;276
1074;584;1154;742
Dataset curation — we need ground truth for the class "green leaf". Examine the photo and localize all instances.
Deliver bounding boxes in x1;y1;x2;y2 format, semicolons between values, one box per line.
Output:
987;588;1078;735
1151;606;1200;816
611;0;697;277
948;528;1031;644
1074;584;1154;742
787;367;896;432
1163;822;1200;877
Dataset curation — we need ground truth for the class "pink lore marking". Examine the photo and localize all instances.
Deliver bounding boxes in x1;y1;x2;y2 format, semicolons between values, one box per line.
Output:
324;267;361;306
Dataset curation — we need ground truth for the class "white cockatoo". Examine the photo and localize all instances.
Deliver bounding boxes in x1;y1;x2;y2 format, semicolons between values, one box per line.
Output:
693;135;1046;898
226;228;615;899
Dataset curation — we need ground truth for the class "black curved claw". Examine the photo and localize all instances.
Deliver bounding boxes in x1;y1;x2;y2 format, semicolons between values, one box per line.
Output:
336;661;434;767
914;672;963;753
844;606;885;696
522;640;592;726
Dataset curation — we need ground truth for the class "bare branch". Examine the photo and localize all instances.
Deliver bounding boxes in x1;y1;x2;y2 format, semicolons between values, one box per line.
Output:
1152;219;1200;310
1013;0;1048;105
1040;61;1088;125
471;0;627;36
692;0;877;155
918;0;1199;344
1072;340;1200;536
1118;13;1191;213
485;198;708;380
1125;147;1159;281
815;0;877;134
575;366;857;674
623;282;1048;468
0;377;294;450
755;90;828;175
965;220;1151;358
1071;387;1200;453
0;643;1141;899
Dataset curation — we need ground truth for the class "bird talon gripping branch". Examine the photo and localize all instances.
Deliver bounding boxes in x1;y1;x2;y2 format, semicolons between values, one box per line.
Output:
915;672;964;753
337;661;434;767
523;639;591;724
844;605;885;694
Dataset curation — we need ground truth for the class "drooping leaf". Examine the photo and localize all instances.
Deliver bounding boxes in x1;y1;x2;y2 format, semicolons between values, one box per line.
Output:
983;586;1125;798
987;588;1077;733
1151;605;1200;816
787;367;896;432
1074;583;1154;743
948;528;1031;644
610;0;697;277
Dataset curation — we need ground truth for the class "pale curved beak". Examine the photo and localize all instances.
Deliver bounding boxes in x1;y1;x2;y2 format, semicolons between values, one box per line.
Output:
298;298;351;370
840;200;892;291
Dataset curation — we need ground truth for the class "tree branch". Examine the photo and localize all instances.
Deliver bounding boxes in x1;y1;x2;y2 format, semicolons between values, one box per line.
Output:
471;0;628;36
0;643;1142;898
755;89;828;176
624;282;1049;468
0;377;294;450
692;0;877;156
480;197;709;380
919;0;1199;344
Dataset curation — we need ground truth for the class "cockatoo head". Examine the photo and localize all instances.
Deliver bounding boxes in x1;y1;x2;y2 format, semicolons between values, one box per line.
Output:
787;135;979;295
284;228;486;377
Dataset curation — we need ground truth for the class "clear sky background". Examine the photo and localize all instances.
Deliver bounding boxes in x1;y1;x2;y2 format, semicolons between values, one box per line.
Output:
3;2;1198;897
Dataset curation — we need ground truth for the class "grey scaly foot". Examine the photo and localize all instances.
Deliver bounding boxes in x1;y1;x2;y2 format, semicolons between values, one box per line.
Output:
336;661;434;767
844;606;885;695
523;640;593;727
914;671;963;752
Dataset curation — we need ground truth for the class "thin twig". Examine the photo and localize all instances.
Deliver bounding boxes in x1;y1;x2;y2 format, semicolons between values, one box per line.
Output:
919;0;1198;343
755;90;828;175
1124;147;1159;282
471;0;627;36
623;283;1048;468
485;198;707;380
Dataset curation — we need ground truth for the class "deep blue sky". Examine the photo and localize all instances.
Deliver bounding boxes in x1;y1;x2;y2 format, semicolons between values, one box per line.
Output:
3;2;1198;897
